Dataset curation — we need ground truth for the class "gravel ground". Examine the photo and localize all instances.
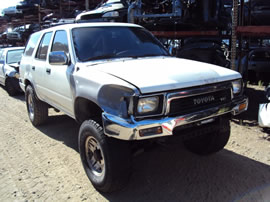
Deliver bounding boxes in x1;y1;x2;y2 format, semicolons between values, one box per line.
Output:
0;85;270;202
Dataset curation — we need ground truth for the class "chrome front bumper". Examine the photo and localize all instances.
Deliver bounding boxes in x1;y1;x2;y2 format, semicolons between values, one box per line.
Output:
103;97;248;140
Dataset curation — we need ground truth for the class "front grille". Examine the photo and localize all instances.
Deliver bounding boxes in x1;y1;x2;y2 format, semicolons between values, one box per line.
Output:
169;89;231;116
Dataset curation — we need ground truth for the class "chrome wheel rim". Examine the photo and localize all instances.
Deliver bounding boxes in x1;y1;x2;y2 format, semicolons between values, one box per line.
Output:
27;94;34;120
85;136;105;177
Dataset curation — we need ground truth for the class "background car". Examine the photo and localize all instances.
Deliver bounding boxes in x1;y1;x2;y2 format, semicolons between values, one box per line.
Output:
0;47;24;95
76;0;128;22
247;48;270;81
2;6;23;18
7;24;40;45
177;38;230;68
244;0;270;26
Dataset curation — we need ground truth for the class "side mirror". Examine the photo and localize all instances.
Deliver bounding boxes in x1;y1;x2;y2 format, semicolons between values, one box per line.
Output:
49;51;69;65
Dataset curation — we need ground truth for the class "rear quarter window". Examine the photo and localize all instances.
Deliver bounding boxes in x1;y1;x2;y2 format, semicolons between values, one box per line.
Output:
24;32;42;57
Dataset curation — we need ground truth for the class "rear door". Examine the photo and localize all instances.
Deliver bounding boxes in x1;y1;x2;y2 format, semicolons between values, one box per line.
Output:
31;32;53;100
20;31;41;90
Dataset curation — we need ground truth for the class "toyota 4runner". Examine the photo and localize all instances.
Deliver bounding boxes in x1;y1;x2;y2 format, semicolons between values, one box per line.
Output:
19;23;248;193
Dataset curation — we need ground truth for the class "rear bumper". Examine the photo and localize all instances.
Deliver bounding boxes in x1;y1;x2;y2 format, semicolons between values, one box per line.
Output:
103;96;248;140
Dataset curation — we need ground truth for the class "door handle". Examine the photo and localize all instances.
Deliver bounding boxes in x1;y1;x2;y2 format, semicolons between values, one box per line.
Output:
46;68;51;74
32;66;35;70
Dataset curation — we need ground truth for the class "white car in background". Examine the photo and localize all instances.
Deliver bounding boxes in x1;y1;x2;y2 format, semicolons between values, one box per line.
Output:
0;47;24;95
2;6;22;16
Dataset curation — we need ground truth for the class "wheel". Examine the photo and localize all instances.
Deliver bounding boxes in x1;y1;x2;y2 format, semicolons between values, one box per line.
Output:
5;79;17;96
183;117;231;155
25;85;48;126
79;119;131;193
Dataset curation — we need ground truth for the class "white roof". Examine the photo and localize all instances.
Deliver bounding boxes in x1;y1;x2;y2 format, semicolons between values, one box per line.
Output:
37;22;142;33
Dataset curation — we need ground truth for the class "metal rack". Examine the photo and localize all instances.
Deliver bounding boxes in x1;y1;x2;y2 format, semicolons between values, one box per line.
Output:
232;0;270;77
144;1;231;68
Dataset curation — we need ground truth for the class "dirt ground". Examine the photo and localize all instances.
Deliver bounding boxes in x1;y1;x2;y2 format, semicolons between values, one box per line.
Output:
0;85;270;202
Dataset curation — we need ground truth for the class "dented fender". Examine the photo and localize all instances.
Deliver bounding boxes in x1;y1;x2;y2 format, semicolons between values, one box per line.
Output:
73;65;139;118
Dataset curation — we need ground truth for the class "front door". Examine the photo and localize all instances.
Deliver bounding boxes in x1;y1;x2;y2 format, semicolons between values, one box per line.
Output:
42;30;74;116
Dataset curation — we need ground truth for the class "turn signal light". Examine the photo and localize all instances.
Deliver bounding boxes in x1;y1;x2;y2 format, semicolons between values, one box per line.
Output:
139;126;163;137
239;103;247;111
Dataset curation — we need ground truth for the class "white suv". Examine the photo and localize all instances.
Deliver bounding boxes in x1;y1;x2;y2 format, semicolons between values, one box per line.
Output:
19;22;248;193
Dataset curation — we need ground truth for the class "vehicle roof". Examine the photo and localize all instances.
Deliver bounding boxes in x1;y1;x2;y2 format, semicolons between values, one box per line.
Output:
35;22;143;34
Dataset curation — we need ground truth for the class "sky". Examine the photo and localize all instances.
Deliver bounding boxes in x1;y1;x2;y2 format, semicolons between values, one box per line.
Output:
0;0;22;16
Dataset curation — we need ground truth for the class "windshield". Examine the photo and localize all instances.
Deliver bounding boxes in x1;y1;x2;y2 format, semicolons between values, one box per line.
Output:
7;49;24;64
72;26;169;62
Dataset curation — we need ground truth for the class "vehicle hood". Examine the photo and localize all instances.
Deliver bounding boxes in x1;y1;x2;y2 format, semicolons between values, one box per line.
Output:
89;57;241;94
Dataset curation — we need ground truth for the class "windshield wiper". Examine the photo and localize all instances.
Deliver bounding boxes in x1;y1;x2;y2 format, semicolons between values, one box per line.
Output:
81;54;117;62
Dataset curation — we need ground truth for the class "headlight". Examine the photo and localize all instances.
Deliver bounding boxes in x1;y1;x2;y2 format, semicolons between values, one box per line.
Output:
14;72;20;79
137;96;159;115
102;11;119;18
232;80;242;94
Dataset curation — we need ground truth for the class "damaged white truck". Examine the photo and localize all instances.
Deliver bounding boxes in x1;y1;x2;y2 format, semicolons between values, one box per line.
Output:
19;23;248;193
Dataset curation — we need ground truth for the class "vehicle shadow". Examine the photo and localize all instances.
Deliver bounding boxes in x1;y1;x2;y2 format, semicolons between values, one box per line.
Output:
0;86;25;101
34;114;270;202
104;143;270;202
36;114;80;152
12;92;25;101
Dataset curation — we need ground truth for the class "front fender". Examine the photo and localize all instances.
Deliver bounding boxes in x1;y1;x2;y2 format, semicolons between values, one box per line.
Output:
73;67;139;119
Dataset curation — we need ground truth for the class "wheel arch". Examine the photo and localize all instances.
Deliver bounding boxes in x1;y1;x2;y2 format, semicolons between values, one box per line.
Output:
74;97;103;124
24;79;32;89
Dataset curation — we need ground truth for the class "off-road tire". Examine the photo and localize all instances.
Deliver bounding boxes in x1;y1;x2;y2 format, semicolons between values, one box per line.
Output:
183;117;231;155
5;79;17;96
25;85;48;126
79;119;131;193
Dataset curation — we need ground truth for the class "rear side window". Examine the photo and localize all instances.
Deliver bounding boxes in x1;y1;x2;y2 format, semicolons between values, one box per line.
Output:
36;32;53;60
24;32;41;57
51;30;69;54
